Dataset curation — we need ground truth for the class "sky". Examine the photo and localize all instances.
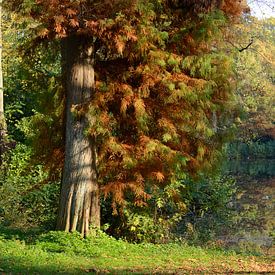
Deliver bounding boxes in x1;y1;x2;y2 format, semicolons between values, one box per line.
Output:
248;0;275;18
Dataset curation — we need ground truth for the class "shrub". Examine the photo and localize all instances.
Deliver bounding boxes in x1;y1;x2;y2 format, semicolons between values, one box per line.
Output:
178;175;237;244
0;144;60;228
101;175;236;244
101;181;186;243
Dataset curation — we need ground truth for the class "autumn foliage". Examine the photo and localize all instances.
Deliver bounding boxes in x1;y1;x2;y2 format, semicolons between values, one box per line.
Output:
5;0;248;208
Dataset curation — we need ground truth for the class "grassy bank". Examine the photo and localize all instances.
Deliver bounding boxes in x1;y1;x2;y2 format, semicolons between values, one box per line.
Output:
0;228;274;274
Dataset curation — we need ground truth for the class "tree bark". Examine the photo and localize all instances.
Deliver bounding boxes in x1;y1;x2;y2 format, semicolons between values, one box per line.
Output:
57;35;100;236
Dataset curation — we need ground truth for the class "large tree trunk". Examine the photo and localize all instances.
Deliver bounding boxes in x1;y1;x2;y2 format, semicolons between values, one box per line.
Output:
57;35;100;236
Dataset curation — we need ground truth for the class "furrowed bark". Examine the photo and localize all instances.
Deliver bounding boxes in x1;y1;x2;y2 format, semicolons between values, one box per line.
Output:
57;35;100;236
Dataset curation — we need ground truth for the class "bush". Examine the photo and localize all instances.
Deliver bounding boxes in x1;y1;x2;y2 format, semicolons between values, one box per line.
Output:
178;175;237;244
101;182;186;243
0;144;60;228
101;175;236;244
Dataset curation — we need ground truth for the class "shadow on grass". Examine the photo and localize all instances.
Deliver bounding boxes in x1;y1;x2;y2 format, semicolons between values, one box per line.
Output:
0;225;46;244
0;254;274;275
0;254;159;275
0;255;88;275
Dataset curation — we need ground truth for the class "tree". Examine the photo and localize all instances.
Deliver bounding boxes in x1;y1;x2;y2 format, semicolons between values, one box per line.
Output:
0;0;7;162
227;16;275;141
5;0;247;236
0;10;63;227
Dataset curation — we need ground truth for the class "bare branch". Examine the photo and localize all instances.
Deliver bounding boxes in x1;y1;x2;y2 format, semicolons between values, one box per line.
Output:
239;38;254;52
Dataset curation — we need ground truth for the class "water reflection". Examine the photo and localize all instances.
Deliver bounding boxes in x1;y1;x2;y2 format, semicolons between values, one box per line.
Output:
222;159;275;252
226;159;275;178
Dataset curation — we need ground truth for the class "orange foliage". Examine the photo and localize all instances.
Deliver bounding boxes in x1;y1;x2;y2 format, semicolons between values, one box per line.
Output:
221;0;250;17
5;0;247;208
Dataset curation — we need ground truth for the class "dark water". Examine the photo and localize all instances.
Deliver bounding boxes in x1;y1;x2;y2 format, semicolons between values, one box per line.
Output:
226;159;275;178
222;159;275;251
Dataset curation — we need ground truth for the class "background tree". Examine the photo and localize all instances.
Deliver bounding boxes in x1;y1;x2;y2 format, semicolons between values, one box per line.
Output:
223;15;275;160
0;8;62;228
0;0;7;162
234;17;275;141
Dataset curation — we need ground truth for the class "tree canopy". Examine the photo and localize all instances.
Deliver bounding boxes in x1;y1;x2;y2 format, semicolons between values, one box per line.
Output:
233;17;275;141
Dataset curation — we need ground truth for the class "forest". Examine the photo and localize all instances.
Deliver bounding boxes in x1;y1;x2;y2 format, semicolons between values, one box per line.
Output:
0;0;274;274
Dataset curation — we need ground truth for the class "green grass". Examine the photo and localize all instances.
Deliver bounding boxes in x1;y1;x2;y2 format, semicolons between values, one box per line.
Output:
0;227;274;274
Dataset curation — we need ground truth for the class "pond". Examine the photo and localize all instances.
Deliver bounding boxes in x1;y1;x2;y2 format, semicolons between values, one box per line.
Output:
221;159;275;253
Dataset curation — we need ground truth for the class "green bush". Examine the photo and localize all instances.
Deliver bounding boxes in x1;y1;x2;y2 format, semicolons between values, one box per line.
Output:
114;208;182;243
178;175;237;244
101;180;188;243
0;144;60;228
101;175;236;244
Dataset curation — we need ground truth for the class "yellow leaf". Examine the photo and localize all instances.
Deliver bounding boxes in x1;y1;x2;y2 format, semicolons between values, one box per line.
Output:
152;172;165;182
38;28;49;38
66;8;77;17
69;18;79;28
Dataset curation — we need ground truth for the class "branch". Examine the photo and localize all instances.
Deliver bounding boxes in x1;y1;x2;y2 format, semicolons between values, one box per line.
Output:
226;37;255;52
239;38;254;52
